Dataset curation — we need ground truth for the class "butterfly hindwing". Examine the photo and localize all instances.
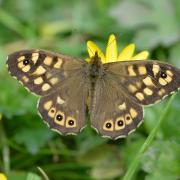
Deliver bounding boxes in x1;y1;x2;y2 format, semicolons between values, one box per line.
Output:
7;49;86;96
38;72;89;135
104;60;180;106
90;77;143;139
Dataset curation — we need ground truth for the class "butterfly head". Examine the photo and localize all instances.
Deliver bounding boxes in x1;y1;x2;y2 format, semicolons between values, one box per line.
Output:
89;51;102;65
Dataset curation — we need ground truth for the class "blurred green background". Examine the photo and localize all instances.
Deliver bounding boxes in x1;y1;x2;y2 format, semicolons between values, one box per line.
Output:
0;0;180;179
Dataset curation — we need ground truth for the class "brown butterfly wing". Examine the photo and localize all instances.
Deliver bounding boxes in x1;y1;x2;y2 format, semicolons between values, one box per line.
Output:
7;49;90;135
104;60;180;105
38;72;89;135
7;49;86;96
91;60;180;139
90;77;143;139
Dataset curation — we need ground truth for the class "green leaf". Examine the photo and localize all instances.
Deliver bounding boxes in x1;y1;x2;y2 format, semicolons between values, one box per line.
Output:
13;116;53;154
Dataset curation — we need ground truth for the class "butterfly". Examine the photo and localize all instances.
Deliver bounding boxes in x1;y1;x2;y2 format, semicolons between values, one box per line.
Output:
7;49;180;139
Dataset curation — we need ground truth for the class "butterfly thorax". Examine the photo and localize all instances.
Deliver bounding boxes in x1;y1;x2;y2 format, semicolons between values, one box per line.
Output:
89;52;105;81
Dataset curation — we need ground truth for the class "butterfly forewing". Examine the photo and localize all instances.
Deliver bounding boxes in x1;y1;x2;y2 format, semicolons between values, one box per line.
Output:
104;60;180;106
7;49;86;96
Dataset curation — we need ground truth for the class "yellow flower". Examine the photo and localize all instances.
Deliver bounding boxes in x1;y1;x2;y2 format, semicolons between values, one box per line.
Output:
0;173;7;180
87;34;149;63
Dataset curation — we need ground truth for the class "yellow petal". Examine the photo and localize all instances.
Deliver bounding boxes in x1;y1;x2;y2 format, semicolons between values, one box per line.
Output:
85;58;91;63
106;34;118;63
131;51;149;60
0;174;7;180
87;41;106;63
118;44;135;61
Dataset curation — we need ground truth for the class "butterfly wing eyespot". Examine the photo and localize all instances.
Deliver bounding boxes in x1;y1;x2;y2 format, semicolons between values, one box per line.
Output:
115;117;125;130
103;120;114;131
23;59;30;66
66;117;77;128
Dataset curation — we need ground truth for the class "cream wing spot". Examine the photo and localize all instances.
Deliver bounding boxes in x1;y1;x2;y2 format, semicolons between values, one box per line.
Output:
136;82;141;89
22;65;31;72
143;76;154;86
118;102;126;110
54;58;62;68
128;65;136;76
32;66;46;75
164;75;172;83
128;84;137;93
135;92;145;101
158;88;166;96
34;77;43;85
44;100;53;110
138;66;147;75
130;108;138;118
17;56;25;62
44;56;53;66
152;64;160;76
143;87;153;96
166;70;173;77
32;52;39;64
57;96;65;104
18;62;24;68
22;76;29;82
50;77;59;85
159;78;167;86
42;83;51;91
46;72;52;79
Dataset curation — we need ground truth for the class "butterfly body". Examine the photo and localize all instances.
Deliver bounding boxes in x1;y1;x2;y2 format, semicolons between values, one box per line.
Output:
7;49;180;139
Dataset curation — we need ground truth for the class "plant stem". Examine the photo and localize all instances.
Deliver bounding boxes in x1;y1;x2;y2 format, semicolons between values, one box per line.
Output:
37;166;50;180
0;115;10;174
122;94;176;180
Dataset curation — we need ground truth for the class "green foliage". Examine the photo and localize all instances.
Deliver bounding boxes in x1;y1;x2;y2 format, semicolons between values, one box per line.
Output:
0;0;180;179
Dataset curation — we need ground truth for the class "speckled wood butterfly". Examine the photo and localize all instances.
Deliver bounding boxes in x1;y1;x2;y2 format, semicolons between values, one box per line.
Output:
7;50;180;139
